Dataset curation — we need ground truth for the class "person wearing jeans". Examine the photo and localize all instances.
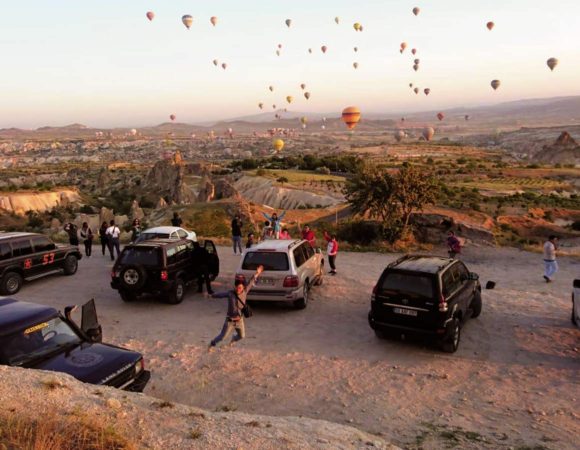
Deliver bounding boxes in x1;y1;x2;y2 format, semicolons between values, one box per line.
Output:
105;220;121;261
231;214;243;255
209;265;263;349
543;235;559;283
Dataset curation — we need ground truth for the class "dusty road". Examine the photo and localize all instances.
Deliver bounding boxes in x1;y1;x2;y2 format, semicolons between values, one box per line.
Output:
12;245;580;449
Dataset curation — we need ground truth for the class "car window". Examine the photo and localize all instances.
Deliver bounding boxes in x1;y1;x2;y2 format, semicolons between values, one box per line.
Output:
166;246;178;265
380;272;435;299
293;246;306;268
31;236;56;253
177;229;188;238
119;247;160;266
454;262;469;281
185;241;194;250
242;252;289;271
139;232;169;241
304;244;315;260
442;267;461;297
170;232;178;239
11;239;33;257
0;243;12;260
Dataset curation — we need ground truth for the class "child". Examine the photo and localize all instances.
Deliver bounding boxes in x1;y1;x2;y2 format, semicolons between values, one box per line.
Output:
279;228;291;240
323;231;338;275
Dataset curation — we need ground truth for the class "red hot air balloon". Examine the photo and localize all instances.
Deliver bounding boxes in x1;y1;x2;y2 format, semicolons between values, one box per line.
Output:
486;21;495;31
424;88;430;96
321;45;328;53
341;106;361;130
437;112;445;121
146;11;155;21
411;48;417;55
170;114;176;121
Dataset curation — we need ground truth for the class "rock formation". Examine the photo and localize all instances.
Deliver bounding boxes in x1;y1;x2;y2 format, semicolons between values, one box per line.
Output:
130;200;145;220
535;131;580;165
146;151;197;205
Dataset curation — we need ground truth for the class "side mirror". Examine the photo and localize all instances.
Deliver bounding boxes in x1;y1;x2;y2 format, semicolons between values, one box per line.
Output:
485;281;496;290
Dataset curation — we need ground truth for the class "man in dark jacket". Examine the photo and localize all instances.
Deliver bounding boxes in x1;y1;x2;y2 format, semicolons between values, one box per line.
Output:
231;214;243;255
192;242;213;295
209;265;263;349
171;212;183;227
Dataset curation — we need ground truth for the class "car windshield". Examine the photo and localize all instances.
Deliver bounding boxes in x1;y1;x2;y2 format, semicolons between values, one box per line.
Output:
119;247;160;266
0;317;81;366
242;251;289;271
380;272;435;299
137;232;170;242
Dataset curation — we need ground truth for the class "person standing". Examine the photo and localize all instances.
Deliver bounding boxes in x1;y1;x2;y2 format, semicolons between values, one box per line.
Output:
171;212;183;227
323;231;338;275
79;222;93;257
231;214;243;255
106;220;121;261
246;232;255;249
98;221;108;256
262;210;286;239
543;235;559;283
64;223;78;246
446;230;462;259
209;265;264;349
192;242;213;295
261;221;274;241
279;228;291;240
302;224;316;248
130;218;141;243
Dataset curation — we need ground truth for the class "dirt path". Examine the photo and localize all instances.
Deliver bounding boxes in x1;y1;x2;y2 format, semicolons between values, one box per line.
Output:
14;245;580;449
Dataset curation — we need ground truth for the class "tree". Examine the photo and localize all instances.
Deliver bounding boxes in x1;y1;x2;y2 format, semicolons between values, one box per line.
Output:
394;165;439;231
344;166;398;223
277;176;289;186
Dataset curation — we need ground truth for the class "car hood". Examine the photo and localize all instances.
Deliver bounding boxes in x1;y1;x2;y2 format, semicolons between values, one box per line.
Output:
27;342;141;385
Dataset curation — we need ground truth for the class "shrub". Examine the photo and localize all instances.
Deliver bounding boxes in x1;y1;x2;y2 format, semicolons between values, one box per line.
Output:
337;221;382;245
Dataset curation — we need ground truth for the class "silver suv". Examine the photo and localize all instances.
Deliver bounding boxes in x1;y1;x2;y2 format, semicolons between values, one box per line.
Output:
235;239;324;309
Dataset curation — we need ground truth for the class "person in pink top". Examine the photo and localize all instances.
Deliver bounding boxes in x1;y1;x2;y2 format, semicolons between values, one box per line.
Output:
323;231;338;275
302;224;316;248
279;228;291;240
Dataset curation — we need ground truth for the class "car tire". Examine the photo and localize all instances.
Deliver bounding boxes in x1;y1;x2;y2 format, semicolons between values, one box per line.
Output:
0;271;23;295
441;318;461;353
165;278;185;305
119;265;147;291
63;255;78;275
120;291;137;302
470;290;482;318
293;283;309;310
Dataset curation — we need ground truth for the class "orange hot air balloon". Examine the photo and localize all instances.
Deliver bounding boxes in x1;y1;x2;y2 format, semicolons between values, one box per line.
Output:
437;112;445;121
146;11;155;21
341;106;361;130
413;87;419;94
422;127;435;141
413;64;419;72
210;16;218;26
486;21;494;31
411;48;417;55
413;7;420;16
400;42;407;52
170;114;176;121
491;79;501;90
286;96;293;104
300;83;306;90
182;15;193;29
353;62;359;69
304;92;311;100
424;88;430;96
547;57;559;71
321;45;328;53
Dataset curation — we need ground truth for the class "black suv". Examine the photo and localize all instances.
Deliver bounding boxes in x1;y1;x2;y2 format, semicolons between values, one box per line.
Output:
368;255;487;353
110;238;219;304
0;298;150;391
0;232;82;296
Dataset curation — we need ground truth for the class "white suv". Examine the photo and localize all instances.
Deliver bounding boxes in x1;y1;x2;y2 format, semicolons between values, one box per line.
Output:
235;239;324;309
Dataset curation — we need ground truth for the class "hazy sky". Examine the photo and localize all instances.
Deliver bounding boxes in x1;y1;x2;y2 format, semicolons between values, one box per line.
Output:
0;0;578;128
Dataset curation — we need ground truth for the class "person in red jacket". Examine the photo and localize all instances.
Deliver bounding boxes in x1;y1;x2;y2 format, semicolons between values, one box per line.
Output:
323;231;338;275
302;224;316;248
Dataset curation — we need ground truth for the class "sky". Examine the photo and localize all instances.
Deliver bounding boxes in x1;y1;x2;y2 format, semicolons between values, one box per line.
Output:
0;0;579;128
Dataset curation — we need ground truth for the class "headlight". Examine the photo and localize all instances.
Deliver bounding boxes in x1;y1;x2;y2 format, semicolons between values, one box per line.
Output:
135;359;144;374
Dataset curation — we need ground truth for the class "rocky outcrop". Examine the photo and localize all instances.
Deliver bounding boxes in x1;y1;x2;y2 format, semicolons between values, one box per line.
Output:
146;151;197;205
130;200;145;220
156;197;168;209
0;190;80;215
97;167;111;190
99;207;115;226
535;131;580;165
197;177;216;202
411;211;495;245
0;366;397;450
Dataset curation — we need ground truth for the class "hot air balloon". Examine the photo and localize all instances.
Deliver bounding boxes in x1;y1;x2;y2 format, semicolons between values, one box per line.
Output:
353;62;359;69
359;25;364;32
308;48;313;54
278;44;282;49
300;116;308;125
210;16;218;26
130;129;137;136
322;117;327;123
437;112;445;121
414;58;420;65
276;50;281;56
413;7;420;16
400;42;408;53
353;22;362;32
258;103;264;110
491;79;501;90
341;106;361;130
269;85;274;92
304;92;311;100
547;57;559;71
486;21;495;31
424;88;430;96
335;17;340;24
411;48;417;55
221;63;227;70
182;15;193;29
422;127;435;141
285;19;292;28
170;114;176;121
413;87;419;94
272;104;276;109
395;130;405;142
401;117;405;122
409;83;413;88
286;96;293;104
300;83;306;90
213;59;218;66
464;115;470;121
273;139;285;152
413;64;419;72
354;46;358;52
146;11;155;21
321;45;328;53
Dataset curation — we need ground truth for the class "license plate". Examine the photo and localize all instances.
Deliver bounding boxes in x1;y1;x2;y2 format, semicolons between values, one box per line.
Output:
258;277;274;285
393;307;418;317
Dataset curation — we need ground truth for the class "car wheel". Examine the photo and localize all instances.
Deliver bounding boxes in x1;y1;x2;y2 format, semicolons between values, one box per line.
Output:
441;318;461;353
293;283;309;310
120;265;147;291
470;290;482;318
120;291;137;303
63;255;78;275
165;278;185;305
0;271;23;295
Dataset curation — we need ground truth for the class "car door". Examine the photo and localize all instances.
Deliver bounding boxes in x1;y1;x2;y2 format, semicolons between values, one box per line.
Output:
453;262;473;313
30;236;58;276
292;244;308;284
81;299;102;343
203;240;219;280
10;238;36;278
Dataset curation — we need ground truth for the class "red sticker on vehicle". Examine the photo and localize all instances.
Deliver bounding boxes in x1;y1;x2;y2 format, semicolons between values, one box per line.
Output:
24;258;32;269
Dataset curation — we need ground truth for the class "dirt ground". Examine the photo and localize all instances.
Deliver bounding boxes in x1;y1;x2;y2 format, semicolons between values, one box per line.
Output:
12;245;580;449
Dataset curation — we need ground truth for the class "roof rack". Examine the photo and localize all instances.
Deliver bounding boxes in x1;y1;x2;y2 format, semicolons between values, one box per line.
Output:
287;239;302;250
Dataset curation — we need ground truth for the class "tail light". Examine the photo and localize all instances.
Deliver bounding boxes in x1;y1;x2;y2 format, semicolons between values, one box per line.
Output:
111;270;116;279
283;275;299;288
371;284;378;301
235;274;246;285
160;271;168;281
439;293;448;312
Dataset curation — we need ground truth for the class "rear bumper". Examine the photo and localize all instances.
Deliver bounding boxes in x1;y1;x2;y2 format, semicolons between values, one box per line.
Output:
110;279;174;293
124;370;151;392
247;287;302;302
368;311;448;338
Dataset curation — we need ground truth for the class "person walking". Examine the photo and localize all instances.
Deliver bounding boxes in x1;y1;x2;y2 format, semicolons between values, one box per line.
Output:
543;235;559;283
171;212;183;227
231;214;243;255
64;223;78;246
130;218;141;243
98;221;108;256
79;222;93;257
323;231;338;275
192;242;213;295
302;224;316;248
209;265;264;349
262;210;286;239
105;220;121;261
446;230;462;259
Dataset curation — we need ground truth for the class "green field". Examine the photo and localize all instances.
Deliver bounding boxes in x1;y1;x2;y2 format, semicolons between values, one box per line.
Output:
246;169;345;183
